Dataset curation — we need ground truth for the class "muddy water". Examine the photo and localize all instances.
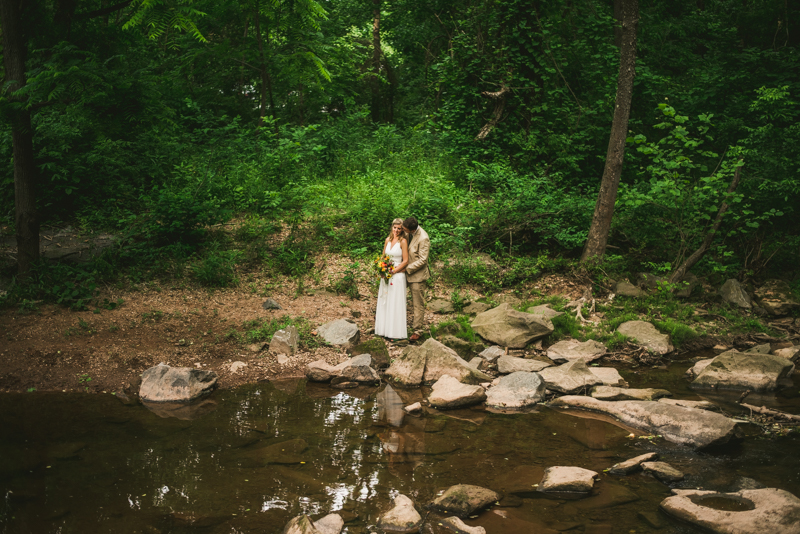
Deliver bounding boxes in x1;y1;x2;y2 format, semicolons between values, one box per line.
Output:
1;367;798;534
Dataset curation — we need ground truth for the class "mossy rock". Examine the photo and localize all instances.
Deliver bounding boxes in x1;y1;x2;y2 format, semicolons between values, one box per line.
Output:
348;338;390;369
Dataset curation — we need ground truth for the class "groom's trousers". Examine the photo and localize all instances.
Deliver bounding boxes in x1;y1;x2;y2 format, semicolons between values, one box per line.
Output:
409;282;426;330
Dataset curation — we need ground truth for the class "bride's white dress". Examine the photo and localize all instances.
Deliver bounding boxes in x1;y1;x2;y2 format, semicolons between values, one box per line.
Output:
375;241;407;339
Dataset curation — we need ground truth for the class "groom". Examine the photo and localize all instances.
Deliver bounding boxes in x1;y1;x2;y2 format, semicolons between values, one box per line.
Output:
402;217;430;341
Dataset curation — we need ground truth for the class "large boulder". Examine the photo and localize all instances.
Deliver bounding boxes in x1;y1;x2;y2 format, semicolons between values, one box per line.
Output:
546;339;607;364
471;303;554;348
591;386;672;401
550;396;744;449
429;484;501;518
384;338;491;386
755;279;800;316
719;279;752;309
691;350;795;392
617;321;673;355
539;466;597;496
660;488;800;534
485;371;546;409
139;364;218;403
428;375;487;409
377;495;422;533
539;360;602;394
269;326;299;355
496;355;552;374
317;319;360;348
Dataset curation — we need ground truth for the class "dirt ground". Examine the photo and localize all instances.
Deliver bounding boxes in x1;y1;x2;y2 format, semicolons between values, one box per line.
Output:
0;254;591;396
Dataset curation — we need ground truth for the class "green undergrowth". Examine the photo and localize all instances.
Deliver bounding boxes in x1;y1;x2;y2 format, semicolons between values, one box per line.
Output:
430;315;481;343
236;315;323;350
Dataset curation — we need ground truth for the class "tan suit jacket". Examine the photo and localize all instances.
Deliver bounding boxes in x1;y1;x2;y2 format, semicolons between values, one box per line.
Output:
406;226;430;283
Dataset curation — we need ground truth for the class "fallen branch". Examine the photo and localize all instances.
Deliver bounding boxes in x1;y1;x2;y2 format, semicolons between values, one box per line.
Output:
741;403;800;423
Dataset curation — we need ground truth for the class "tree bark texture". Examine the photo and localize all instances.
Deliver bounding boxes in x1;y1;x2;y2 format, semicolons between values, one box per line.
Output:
1;0;40;278
668;164;742;284
580;0;638;263
371;0;382;123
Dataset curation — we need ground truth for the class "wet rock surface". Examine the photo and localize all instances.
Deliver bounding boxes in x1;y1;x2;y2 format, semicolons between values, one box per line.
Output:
429;484;501;517
378;494;422;533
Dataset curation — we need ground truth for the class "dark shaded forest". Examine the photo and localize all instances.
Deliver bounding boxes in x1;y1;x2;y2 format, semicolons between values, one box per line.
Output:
2;0;799;306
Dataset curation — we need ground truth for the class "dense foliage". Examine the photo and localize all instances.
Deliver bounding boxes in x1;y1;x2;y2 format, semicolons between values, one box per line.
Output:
2;0;799;292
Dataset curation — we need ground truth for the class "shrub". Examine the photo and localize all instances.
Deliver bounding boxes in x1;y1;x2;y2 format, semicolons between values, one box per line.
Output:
191;247;242;287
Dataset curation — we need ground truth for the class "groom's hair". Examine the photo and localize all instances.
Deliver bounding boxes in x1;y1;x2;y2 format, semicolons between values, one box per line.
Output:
403;217;419;231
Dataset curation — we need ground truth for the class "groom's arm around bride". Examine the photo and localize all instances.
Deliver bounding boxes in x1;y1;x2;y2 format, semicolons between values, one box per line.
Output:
402;217;430;335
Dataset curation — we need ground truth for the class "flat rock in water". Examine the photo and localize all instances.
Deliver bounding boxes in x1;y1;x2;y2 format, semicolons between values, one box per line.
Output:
479;346;505;363
660;488;800;534
550;396;743;449
754;279;800;316
658;398;718;411
608;452;659;475
615;281;645;298
139;364;218;403
525;304;564;320
496;355;551;374
471;303;554;348
538;360;602;394
617;321;673;355
385;338;491;386
591;386;672;401
429;484;501;518
317;319;360;348
539;466;597;495
691;350;794;392
546;339;607;363
486;371;546;409
718;279;752;309
428;375;486;410
463;301;492;315
348;338;391;369
270;326;299;356
588;367;627;387
378;494;422;533
429;298;455;314
641;461;684;483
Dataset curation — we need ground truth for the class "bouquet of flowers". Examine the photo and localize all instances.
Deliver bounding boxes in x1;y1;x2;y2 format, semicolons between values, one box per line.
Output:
373;254;395;282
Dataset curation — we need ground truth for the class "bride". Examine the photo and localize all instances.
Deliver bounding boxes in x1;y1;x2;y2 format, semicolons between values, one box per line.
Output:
374;218;409;339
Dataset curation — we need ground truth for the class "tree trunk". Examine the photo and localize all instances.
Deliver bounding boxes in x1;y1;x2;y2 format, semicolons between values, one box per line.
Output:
254;8;276;132
1;0;40;279
580;0;638;263
370;0;381;123
668;163;743;284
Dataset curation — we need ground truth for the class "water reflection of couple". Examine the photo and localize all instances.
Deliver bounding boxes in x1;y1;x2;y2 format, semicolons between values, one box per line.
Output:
376;385;426;475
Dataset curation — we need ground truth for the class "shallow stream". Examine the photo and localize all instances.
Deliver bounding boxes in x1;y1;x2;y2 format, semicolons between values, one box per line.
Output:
1;357;799;534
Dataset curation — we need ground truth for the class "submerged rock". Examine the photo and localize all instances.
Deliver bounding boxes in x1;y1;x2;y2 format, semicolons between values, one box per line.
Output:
641;461;684;483
546;339;607;364
608;452;659;475
660;488;800;534
139;364;218;403
378;494;422;533
691;350;794;392
471;303;554;348
429;484;501;518
539;466;597;496
617;321;673;355
550;396;743;449
385;338;491;386
591;386;672;401
496;355;551;374
539;360;602;394
485;371;546;409
428;375;486;409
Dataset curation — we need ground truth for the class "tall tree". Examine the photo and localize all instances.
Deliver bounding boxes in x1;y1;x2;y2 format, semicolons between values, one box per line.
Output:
370;0;381;122
580;0;639;262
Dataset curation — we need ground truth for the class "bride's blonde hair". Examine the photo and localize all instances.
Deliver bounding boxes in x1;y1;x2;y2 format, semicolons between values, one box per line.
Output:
387;218;407;241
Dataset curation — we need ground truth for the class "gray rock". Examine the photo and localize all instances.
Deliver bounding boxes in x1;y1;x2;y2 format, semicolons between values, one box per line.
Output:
139;364;217;403
588;367;628;387
385;338;491;386
676;273;700;298
608;452;659;475
378;494;422;533
262;298;282;310
685;358;714;380
591;386;672;401
486;371;547;409
641;461;684;483
539;466;597;495
691;350;795;392
463;301;492;315
546;339;607;363
496;355;552;374
429;298;455;314
774;346;800;363
539;360;602;394
440;517;485;534
755;279;800;316
317;319;360;348
282;513;343;534
660;488;800;534
525;304;564;320
471;303;554;348
306;360;338;382
335;354;380;383
348;338;390;369
658;398;718;411
248;342;267;353
550;396;744;449
430;484;501;518
746;343;772;354
466;357;484;370
270;326;299;356
479;346;505;362
428;375;486;410
615;281;645;298
617;321;673;355
404;402;422;414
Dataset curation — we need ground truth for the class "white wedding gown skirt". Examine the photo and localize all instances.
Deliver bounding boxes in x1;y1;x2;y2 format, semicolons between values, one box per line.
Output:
374;242;407;339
